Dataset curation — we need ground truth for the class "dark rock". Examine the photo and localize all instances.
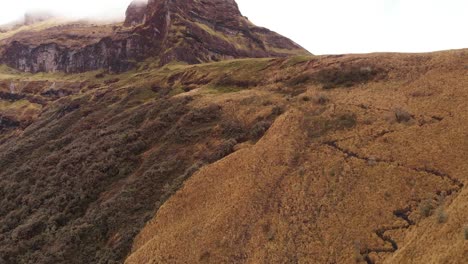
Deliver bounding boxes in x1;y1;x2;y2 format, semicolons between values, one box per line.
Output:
124;0;148;27
0;115;20;131
0;91;25;101
0;0;309;73
2;34;147;73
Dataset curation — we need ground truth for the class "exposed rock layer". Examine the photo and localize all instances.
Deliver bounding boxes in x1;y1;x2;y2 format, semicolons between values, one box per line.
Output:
2;34;147;73
0;0;308;73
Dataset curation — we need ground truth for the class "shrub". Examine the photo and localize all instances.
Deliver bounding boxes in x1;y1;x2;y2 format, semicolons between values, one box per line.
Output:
436;207;448;224
464;226;468;240
250;120;272;140
336;113;357;129
394;108;412;123
353;242;365;263
104;78;120;85
314;94;329;105
271;106;284;116
419;199;433;218
221;119;246;140
286;74;311;86
204;139;237;162
95;73;105;78
213;74;257;88
316;65;382;89
305;113;357;138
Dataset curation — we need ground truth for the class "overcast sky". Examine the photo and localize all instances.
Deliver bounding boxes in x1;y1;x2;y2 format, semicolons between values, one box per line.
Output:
0;0;467;54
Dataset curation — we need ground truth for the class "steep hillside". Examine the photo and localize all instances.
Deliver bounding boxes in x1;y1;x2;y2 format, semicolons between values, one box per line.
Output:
124;50;468;264
0;49;466;263
0;0;308;73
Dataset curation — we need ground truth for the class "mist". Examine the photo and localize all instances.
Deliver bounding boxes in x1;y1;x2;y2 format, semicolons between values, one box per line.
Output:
0;0;139;25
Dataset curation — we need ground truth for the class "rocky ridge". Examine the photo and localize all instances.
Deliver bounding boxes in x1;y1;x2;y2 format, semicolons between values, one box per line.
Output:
0;0;308;73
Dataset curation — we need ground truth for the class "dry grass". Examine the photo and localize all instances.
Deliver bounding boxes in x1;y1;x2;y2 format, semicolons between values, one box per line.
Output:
125;49;468;264
0;49;467;264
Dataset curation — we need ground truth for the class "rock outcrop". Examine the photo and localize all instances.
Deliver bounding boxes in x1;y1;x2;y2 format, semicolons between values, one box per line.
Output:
0;0;308;73
2;34;147;73
124;0;147;27
142;0;307;65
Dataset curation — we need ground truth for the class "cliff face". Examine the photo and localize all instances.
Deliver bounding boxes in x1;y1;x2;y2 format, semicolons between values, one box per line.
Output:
143;0;306;64
0;0;308;73
2;34;147;73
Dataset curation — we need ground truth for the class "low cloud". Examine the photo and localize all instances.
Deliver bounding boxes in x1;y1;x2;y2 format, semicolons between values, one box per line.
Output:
0;0;139;25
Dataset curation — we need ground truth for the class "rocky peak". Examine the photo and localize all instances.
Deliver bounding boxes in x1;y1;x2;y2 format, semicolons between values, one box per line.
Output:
0;0;309;73
124;0;148;27
141;0;308;64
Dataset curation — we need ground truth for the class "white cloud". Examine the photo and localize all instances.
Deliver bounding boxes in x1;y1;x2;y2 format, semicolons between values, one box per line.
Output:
0;0;467;54
236;0;468;54
0;0;133;24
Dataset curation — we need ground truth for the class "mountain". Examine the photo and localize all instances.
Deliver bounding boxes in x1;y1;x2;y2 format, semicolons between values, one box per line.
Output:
0;1;467;264
0;0;307;73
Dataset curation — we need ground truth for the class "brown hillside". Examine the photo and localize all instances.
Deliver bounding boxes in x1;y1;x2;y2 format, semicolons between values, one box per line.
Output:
126;50;468;264
0;49;466;264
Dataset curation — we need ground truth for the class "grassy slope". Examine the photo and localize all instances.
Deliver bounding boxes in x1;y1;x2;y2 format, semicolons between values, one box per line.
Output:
0;49;467;264
0;19;118;48
0;57;291;263
0;19;66;41
125;50;468;264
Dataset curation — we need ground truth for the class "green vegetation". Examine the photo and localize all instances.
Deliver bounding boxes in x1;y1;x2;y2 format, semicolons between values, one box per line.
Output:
207;85;243;94
194;22;230;43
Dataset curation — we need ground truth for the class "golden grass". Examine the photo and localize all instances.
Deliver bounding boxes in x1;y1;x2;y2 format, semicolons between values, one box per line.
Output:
125;49;468;264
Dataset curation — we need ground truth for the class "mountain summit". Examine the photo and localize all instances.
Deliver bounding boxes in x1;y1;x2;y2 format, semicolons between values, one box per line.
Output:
0;0;308;73
141;0;307;64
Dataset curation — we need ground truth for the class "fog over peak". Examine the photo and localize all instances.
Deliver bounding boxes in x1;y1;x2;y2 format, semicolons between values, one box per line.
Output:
0;0;467;55
0;0;139;25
